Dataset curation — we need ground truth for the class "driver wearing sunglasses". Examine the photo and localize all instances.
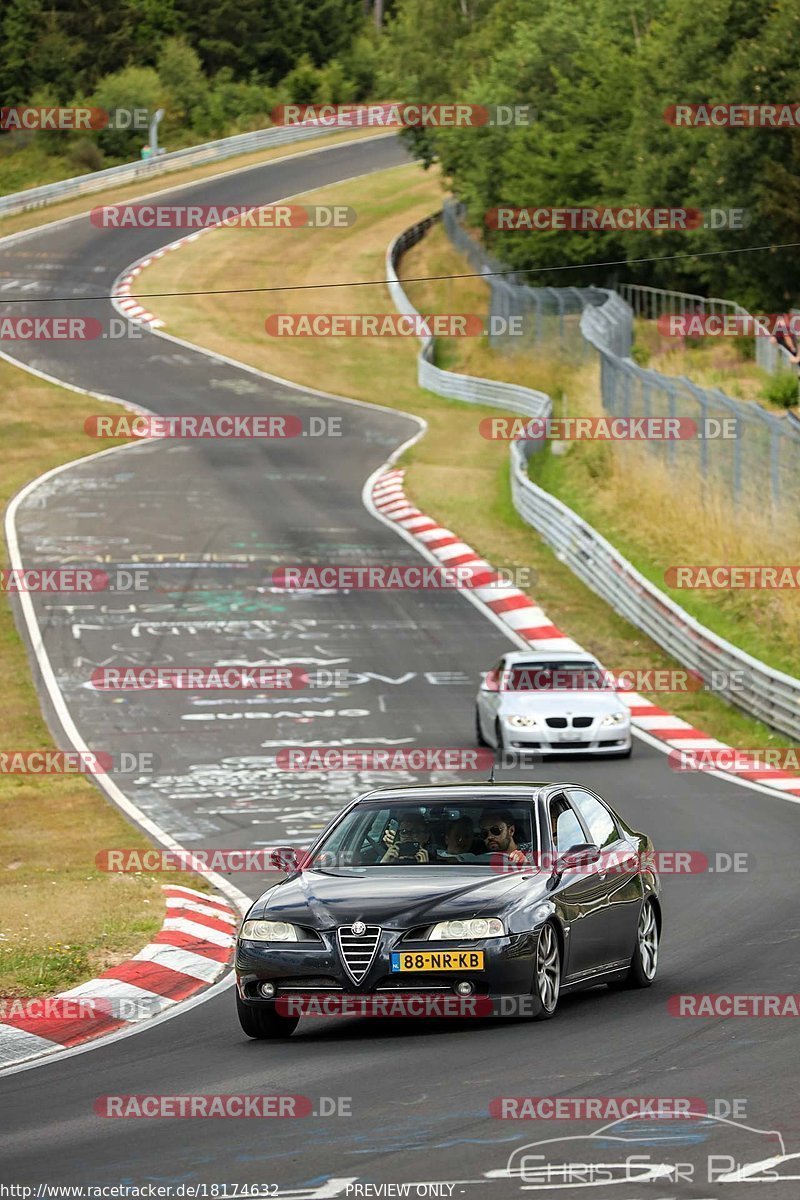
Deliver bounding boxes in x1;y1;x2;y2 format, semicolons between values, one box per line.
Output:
479;809;529;866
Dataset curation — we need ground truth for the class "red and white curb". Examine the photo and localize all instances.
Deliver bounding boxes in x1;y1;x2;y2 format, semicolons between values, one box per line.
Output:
114;262;163;327
113;228;218;329
371;468;800;798
0;884;237;1068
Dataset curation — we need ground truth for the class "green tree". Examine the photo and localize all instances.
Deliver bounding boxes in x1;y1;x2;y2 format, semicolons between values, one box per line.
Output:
88;66;163;159
157;37;205;127
383;0;800;307
0;0;85;102
196;71;277;138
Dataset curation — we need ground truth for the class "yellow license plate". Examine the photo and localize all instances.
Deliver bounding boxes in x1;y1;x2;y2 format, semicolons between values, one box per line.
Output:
390;950;485;972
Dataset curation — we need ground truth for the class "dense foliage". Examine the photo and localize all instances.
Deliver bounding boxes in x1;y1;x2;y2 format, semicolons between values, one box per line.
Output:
1;0;796;306
380;0;800;308
0;0;385;179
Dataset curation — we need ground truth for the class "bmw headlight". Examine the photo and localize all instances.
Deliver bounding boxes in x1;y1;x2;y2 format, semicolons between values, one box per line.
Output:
429;918;505;940
507;714;539;729
240;919;299;942
600;711;628;727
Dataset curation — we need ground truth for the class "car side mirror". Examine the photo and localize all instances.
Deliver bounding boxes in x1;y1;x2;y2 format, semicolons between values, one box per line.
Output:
269;846;301;872
557;843;601;872
480;670;500;692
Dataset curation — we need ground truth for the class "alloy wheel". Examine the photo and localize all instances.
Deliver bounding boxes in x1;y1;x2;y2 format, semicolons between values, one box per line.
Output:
536;923;560;1012
638;901;659;980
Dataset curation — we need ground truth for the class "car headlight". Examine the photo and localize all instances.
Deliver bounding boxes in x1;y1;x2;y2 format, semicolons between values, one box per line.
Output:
507;714;539;728
429;918;506;940
240;919;299;942
600;711;628;726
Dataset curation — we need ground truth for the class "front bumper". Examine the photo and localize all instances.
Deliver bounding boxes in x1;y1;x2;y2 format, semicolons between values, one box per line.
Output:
503;723;631;754
236;928;538;1004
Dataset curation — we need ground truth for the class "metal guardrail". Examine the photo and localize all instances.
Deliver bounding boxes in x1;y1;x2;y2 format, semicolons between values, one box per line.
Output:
581;288;800;508
0;119;368;219
387;211;800;741
386;216;551;419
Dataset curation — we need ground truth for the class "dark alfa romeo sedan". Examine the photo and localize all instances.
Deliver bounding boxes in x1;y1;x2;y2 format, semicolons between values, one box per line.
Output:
235;782;661;1038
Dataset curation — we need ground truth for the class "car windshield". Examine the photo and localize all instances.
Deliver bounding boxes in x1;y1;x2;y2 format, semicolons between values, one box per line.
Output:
308;799;537;869
502;660;610;692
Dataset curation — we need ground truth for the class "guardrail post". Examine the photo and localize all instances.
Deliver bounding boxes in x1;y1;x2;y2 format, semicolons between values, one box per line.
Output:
679;377;710;488
771;427;781;505
667;383;679;466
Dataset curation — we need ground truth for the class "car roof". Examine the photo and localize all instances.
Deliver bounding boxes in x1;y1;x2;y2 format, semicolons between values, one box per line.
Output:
355;782;573;804
502;650;599;664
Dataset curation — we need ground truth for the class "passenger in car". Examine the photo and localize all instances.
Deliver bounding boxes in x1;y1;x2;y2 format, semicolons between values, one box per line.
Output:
380;813;437;863
436;816;476;861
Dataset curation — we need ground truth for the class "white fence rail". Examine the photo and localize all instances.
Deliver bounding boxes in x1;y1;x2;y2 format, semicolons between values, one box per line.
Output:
387;213;800;741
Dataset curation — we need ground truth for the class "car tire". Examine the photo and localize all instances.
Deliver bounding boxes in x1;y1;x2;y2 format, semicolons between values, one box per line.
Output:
529;922;561;1020
236;994;299;1039
609;898;659;990
476;707;489;746
494;719;506;753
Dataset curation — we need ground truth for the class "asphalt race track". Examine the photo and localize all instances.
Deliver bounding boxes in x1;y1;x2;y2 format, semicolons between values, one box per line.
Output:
0;134;798;1197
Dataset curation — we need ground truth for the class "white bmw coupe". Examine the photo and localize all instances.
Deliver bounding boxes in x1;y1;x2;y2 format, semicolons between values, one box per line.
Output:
476;649;632;759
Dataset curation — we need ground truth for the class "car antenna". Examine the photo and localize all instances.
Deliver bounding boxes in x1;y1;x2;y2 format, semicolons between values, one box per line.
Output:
488;752;498;784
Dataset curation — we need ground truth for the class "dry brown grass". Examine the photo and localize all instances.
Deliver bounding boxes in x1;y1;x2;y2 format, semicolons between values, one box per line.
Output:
633;319;768;401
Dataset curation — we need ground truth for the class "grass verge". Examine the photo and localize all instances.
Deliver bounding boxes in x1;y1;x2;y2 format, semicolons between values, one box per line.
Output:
137;162;795;750
0;364;206;997
631;319;774;403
